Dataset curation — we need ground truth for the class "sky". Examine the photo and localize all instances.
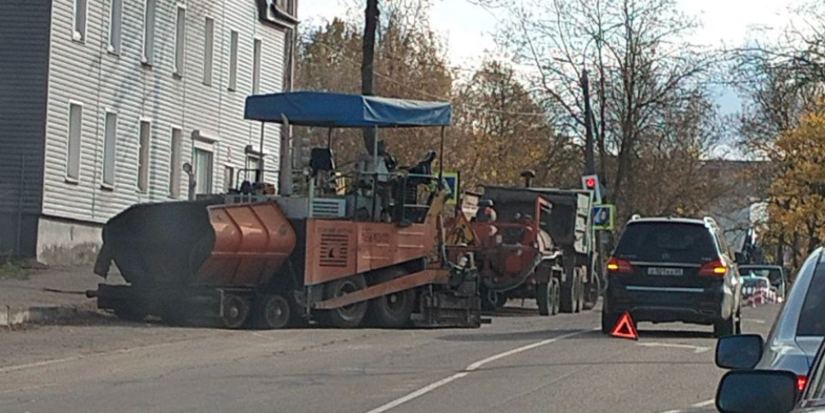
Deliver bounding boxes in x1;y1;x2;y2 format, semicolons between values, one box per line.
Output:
299;0;804;157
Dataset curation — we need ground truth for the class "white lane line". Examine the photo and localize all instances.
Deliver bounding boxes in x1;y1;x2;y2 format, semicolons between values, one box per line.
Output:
637;342;711;354
743;319;766;324
692;399;715;408
0;341;179;373
659;410;683;413
363;329;596;413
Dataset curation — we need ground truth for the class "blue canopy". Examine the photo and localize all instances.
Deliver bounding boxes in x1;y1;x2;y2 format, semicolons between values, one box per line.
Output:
244;91;452;128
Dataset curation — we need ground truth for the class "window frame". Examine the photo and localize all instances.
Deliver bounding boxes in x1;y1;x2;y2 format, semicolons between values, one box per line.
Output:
228;30;239;92
137;120;152;193
142;0;157;66
101;110;118;189
174;5;187;77
170;127;183;198
203;17;215;86
193;146;214;195
108;0;123;54
252;38;263;94
72;0;88;43
66;101;84;183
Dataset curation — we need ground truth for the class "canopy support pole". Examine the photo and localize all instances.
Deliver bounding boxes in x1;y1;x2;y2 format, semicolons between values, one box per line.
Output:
438;126;445;183
371;125;379;221
279;114;293;196
258;123;265;183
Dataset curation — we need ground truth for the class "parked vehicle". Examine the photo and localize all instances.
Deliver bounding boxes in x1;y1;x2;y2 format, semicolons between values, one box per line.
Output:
87;92;481;329
715;247;825;384
740;264;788;300
742;275;777;305
448;182;596;316
715;338;825;413
602;216;742;337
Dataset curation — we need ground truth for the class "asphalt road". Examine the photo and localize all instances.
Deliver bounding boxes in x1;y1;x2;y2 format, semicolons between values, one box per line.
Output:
0;302;780;413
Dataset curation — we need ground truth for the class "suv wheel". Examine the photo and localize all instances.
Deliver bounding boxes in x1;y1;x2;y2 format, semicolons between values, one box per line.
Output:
601;310;621;334
713;316;735;338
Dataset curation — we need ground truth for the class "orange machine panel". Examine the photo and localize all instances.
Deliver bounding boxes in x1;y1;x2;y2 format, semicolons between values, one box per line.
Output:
304;219;436;286
195;201;297;286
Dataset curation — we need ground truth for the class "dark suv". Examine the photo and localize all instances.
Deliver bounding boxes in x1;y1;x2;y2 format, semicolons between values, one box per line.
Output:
602;216;742;337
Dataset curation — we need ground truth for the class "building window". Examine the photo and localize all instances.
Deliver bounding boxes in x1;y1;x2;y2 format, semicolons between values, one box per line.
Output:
246;155;261;183
108;0;122;54
252;39;262;94
73;0;87;42
224;166;234;192
67;103;83;181
170;128;182;198
143;0;156;65
174;6;186;76
228;30;239;91
194;148;214;195
203;18;215;85
102;112;118;187
138;121;151;193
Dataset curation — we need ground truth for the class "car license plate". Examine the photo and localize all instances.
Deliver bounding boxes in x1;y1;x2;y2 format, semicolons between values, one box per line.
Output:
647;267;683;276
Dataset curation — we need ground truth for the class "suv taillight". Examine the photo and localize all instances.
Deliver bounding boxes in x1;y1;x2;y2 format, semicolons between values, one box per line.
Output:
699;259;727;276
607;257;633;274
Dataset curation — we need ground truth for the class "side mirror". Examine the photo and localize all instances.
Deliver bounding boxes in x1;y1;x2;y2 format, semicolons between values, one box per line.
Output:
716;334;763;369
716;370;798;413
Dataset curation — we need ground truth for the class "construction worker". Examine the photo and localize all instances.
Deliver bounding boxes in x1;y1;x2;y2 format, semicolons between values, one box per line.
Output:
474;199;497;223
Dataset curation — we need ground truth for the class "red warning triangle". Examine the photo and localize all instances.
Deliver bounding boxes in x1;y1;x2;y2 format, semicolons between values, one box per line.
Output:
611;312;638;340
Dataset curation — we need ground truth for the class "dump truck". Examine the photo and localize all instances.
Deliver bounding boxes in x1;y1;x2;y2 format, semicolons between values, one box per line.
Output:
449;177;598;316
87;91;481;329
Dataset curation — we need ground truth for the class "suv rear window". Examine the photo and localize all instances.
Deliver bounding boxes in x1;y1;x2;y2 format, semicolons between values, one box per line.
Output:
615;222;717;263
798;263;825;336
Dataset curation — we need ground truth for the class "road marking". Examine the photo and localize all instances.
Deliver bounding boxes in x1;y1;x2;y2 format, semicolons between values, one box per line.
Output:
0;341;180;374
637;342;710;354
692;399;715;408
659;410;682;413
743;319;766;324
363;329;596;413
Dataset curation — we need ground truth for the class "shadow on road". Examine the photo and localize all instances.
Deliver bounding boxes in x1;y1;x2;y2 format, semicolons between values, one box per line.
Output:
634;329;715;339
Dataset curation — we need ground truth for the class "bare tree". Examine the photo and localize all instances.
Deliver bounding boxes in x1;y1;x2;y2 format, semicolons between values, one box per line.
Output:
480;0;718;219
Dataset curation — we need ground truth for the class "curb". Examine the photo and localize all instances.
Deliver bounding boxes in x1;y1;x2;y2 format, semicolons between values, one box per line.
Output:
0;305;80;327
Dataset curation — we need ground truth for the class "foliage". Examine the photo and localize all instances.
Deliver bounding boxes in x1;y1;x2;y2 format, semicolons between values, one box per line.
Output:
296;2;575;191
761;103;825;265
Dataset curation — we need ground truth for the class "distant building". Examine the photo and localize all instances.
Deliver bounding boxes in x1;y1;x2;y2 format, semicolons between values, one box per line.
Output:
699;160;771;254
0;0;297;264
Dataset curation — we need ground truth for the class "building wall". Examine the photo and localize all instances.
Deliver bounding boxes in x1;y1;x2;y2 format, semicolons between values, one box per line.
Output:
38;0;289;263
41;0;286;224
0;0;53;257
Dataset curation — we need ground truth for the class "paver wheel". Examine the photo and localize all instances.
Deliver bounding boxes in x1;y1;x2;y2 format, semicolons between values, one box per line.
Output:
317;275;368;328
259;294;291;329
367;268;415;328
220;294;251;329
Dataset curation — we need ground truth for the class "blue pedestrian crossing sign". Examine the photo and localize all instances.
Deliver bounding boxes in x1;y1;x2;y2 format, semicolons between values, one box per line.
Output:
592;204;615;230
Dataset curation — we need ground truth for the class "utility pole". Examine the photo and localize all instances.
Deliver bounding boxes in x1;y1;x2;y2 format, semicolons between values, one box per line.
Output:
582;69;596;176
361;0;379;152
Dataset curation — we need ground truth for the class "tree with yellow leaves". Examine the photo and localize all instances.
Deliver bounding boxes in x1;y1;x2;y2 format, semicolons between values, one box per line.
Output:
763;103;825;267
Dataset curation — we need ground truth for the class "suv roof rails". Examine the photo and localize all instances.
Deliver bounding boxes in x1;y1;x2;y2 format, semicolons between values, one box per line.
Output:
703;217;717;227
630;214;641;221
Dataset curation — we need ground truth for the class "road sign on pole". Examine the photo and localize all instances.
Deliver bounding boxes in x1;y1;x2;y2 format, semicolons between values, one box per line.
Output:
592;204;615;230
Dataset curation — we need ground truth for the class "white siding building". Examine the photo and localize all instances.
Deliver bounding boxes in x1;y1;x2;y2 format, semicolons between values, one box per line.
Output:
0;0;298;264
